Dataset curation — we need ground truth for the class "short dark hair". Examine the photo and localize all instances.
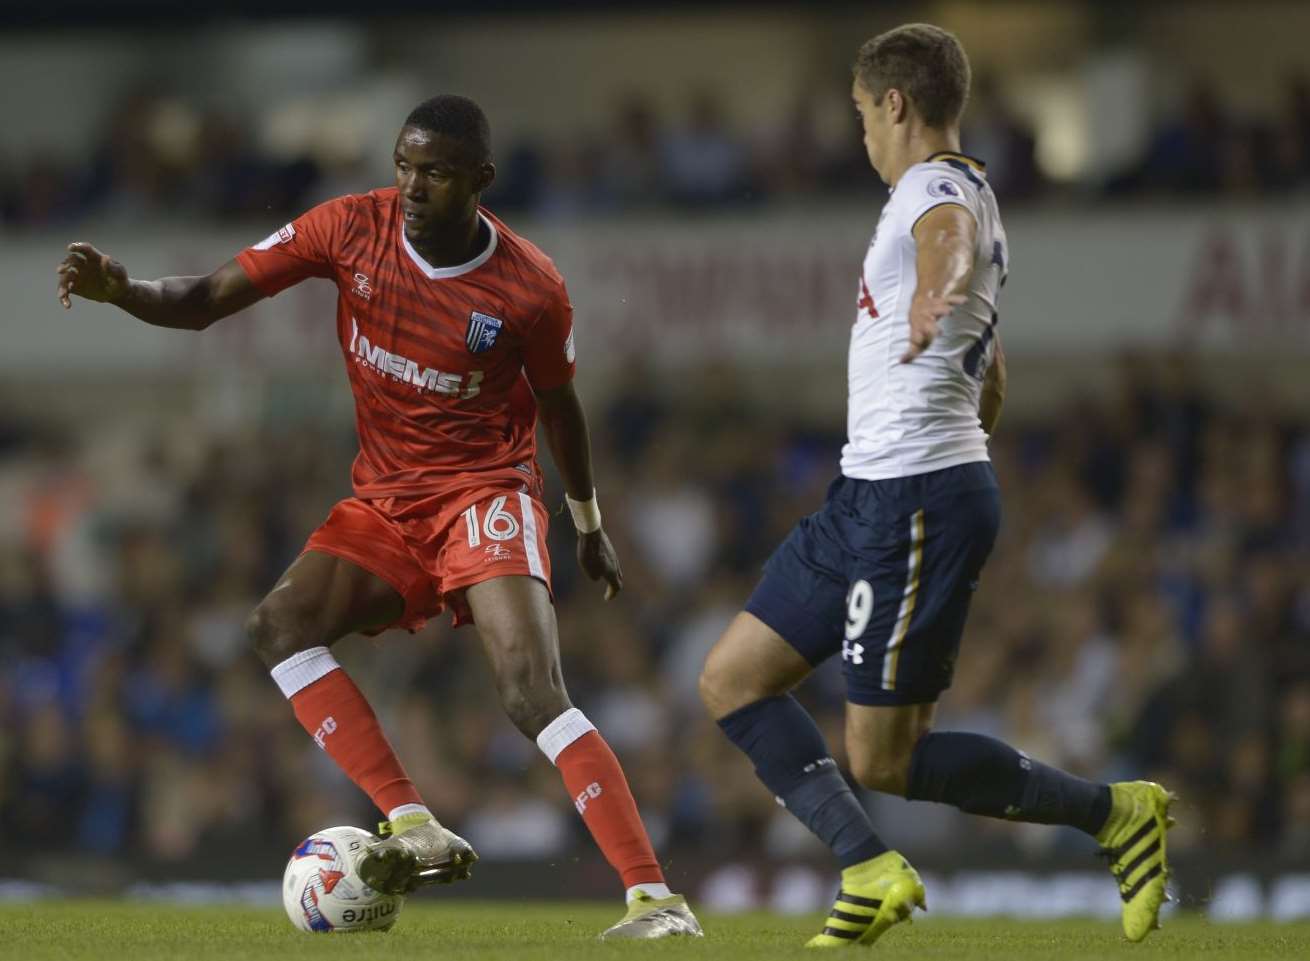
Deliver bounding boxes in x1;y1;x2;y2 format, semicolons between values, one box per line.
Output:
403;95;492;165
854;23;970;129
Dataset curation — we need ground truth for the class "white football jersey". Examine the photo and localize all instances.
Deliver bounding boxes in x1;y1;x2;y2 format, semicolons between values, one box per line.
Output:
840;153;1007;482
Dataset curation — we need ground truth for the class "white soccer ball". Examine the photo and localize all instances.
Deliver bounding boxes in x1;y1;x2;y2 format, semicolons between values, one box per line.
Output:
282;825;404;933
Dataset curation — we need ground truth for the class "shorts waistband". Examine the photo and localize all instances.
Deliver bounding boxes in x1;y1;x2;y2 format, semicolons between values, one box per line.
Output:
832;461;998;508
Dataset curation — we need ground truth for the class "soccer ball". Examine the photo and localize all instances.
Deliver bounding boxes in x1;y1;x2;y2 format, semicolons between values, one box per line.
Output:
282;825;404;933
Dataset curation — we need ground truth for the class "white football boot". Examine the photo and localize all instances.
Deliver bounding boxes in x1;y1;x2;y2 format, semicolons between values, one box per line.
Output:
599;892;704;940
356;812;478;895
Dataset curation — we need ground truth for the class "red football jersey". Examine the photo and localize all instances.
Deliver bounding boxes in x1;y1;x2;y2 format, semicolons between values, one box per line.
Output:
236;189;576;499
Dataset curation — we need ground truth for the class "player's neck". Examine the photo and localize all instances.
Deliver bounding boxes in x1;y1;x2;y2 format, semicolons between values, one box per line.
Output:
887;127;961;187
408;213;488;269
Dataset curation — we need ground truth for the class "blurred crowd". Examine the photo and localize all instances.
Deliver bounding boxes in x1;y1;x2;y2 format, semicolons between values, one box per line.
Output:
5;71;1310;230
1;354;1309;877
1107;76;1310;199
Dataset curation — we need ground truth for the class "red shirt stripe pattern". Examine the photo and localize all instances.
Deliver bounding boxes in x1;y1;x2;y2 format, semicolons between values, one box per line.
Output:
235;188;576;499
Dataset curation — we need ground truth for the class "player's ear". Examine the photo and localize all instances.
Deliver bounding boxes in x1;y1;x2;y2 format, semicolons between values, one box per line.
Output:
888;88;908;124
475;162;496;194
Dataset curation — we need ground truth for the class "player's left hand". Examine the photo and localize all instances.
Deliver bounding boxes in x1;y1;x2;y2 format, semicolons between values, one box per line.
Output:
901;290;966;363
577;528;623;601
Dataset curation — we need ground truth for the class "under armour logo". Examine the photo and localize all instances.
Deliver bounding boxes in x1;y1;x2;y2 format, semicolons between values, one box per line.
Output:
842;640;865;665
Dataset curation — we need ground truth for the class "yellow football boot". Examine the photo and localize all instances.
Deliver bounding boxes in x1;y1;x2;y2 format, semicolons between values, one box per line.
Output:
1095;781;1177;942
806;850;925;948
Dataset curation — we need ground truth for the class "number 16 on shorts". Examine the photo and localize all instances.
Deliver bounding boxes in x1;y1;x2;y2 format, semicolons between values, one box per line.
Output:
463;495;520;546
458;491;550;582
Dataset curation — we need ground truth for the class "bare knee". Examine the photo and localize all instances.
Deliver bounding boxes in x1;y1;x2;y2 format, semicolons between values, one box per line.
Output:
698;654;764;719
494;660;570;739
849;750;915;795
697;656;730;718
699;613;812;720
845;703;935;795
848;724;930;795
245;599;320;668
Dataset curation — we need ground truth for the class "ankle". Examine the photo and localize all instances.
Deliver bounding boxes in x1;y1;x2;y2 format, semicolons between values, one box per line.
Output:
626;882;672;903
386;805;435;834
841;849;904;881
1094;784;1128;844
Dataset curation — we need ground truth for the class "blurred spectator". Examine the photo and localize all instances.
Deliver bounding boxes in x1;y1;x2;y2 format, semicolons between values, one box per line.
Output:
754;84;857;198
482;141;548;213
1267;72;1310;190
3;88;321;229
534;137;610;218
1133;79;1231;195
1105;77;1306;199
599;96;668;208
962;75;1043;201
624;432;719;588
660;91;753;207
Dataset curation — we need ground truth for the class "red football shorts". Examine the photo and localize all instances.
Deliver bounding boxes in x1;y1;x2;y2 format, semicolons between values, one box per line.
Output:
303;481;553;630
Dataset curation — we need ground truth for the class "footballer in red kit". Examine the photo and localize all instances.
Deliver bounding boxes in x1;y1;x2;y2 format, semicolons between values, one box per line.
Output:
235;193;573;628
56;94;700;940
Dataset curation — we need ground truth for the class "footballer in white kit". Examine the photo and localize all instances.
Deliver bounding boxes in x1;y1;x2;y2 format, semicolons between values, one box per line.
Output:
741;150;1005;709
700;23;1176;950
843;151;1005;483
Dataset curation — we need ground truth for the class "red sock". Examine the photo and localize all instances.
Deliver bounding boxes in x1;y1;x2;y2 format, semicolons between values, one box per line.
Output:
541;713;664;889
271;647;422;816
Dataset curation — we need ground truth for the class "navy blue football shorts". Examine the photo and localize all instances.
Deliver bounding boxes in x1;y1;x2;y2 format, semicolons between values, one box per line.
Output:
745;462;1001;706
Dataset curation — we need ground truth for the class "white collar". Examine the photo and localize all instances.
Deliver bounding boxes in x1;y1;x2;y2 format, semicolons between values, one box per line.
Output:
400;211;498;279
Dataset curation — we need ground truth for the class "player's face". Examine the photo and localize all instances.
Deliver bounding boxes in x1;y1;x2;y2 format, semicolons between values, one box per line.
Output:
393;126;495;242
852;78;891;180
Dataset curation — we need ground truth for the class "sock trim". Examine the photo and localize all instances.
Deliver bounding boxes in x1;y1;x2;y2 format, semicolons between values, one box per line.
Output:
387;803;432;823
625;882;672;903
536;708;597;764
270;646;341;699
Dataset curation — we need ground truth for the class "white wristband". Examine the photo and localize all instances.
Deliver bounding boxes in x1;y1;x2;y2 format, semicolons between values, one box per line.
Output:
566;492;602;533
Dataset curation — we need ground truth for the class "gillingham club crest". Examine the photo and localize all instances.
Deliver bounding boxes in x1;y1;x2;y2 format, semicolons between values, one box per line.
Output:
466;311;504;353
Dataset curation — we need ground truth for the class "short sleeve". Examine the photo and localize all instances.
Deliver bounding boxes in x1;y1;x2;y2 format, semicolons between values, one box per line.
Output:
901;167;982;234
235;196;354;296
523;283;577;392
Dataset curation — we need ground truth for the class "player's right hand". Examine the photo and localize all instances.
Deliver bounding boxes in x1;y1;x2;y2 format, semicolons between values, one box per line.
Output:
900;290;966;363
57;242;128;308
577;528;623;601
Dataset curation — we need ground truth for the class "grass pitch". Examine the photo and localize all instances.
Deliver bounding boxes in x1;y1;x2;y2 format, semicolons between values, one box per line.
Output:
1;901;1307;961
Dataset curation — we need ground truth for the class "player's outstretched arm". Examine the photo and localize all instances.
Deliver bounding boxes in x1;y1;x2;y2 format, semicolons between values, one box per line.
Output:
56;242;265;330
902;204;976;363
535;380;623;601
979;332;1006;437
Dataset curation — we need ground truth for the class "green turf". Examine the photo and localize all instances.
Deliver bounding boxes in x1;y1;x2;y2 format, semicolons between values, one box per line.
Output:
0;901;1307;961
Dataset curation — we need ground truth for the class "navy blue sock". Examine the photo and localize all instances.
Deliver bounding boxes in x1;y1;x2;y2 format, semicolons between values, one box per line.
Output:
907;731;1112;836
718;696;887;867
